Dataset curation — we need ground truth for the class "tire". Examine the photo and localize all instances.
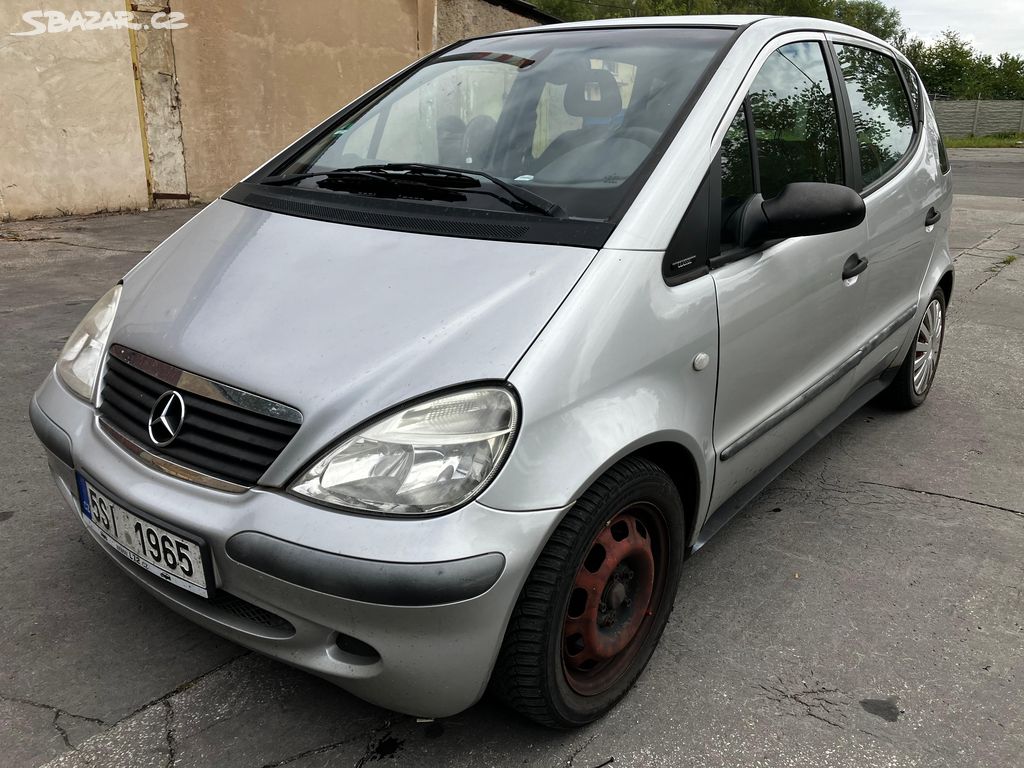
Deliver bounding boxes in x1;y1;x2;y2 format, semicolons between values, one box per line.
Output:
492;457;685;728
881;287;947;410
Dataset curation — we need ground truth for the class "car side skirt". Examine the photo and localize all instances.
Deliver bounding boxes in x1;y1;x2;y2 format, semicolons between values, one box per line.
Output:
693;366;895;552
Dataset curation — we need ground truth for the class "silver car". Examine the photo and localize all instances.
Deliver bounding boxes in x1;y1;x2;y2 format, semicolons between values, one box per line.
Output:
31;15;952;727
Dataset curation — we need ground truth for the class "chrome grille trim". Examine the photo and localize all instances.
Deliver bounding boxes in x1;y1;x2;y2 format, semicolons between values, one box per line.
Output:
108;344;302;424
98;419;248;493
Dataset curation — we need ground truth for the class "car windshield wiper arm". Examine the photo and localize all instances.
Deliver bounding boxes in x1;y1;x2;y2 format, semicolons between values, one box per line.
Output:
349;163;564;217
262;163;565;218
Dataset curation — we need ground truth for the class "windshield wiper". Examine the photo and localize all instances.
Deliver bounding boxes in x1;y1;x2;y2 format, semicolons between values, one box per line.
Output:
352;163;565;217
262;162;565;218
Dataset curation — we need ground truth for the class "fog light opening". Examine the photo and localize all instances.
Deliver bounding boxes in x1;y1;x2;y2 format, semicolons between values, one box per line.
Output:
334;632;381;664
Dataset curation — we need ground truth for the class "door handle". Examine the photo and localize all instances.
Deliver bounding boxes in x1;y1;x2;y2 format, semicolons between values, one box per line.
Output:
925;207;942;227
842;253;868;281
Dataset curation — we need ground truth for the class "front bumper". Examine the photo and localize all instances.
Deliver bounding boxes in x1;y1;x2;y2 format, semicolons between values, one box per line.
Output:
31;370;566;718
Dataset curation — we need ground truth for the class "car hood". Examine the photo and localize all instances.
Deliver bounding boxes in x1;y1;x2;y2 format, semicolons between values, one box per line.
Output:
113;200;596;484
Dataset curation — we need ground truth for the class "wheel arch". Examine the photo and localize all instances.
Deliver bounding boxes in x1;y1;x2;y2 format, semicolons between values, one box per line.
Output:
938;268;954;307
540;433;705;553
630;441;701;552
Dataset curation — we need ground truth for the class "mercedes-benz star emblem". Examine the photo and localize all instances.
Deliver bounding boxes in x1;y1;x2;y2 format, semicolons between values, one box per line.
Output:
148;390;186;447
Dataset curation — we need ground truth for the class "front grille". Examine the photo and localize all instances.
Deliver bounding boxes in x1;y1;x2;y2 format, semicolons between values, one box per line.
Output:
98;350;301;486
209;591;295;633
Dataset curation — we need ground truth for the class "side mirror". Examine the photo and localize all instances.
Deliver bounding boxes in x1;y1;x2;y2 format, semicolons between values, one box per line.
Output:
734;182;865;248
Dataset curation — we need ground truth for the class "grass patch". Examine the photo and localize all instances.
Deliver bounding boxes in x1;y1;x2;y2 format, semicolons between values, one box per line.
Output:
945;132;1024;148
1003;254;1018;265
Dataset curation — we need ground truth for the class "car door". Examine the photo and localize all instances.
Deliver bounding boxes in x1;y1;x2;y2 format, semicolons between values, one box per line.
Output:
828;39;949;385
708;37;869;510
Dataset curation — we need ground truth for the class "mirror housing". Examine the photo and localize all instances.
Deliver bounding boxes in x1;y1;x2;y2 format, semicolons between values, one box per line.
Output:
734;182;866;249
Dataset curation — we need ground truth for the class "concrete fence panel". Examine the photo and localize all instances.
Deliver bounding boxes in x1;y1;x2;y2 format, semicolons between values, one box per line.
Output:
932;100;1024;138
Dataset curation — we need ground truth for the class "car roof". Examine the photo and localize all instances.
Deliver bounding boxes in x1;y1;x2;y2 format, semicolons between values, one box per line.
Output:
491;14;892;52
516;14;768;30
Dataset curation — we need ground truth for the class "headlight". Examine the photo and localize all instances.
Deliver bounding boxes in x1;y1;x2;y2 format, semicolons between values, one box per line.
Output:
291;387;518;516
56;285;121;401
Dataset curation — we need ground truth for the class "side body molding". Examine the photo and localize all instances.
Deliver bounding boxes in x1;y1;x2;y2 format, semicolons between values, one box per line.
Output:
720;303;917;460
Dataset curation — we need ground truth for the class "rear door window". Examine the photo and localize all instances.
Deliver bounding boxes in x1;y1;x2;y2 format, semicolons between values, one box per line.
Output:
834;44;915;186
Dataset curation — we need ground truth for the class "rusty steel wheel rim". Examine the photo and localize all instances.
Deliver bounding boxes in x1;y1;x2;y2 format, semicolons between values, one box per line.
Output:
562;502;670;696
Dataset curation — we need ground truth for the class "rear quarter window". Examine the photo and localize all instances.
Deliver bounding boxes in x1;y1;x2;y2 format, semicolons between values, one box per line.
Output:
897;61;922;121
937;131;951;174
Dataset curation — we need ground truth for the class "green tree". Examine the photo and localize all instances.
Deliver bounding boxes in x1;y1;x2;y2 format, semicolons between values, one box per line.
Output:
900;30;1021;100
991;53;1024;100
831;0;902;42
532;2;1024;99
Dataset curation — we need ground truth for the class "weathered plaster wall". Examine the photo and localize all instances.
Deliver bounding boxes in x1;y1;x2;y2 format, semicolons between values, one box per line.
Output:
172;0;424;201
436;0;540;48
0;0;546;218
134;3;188;206
0;0;150;219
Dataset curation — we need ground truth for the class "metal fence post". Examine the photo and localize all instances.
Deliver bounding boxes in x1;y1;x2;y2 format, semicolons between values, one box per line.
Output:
972;96;981;136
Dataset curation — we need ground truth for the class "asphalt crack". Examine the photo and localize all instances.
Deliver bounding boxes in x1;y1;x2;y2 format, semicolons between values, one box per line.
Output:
28;652;251;760
0;230;149;254
52;711;81;750
163;698;177;768
758;676;850;729
0;693;106;750
257;732;367;768
564;733;599;767
974;264;1007;291
0;232;58;242
116;650;250;724
861;481;1024;518
967;228;1019;290
49;239;151;255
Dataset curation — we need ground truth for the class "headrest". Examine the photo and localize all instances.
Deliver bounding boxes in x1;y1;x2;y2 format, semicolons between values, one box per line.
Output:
564;69;622;119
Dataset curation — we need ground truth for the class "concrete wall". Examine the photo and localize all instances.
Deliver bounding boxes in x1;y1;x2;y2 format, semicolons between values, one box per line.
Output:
436;0;540;47
0;0;150;220
932;100;1024;138
173;0;424;201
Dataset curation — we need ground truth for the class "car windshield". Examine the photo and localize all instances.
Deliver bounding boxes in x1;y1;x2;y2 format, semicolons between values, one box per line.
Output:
275;27;733;220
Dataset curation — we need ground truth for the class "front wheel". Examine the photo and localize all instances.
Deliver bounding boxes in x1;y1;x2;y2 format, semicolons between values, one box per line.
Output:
492;457;685;728
882;287;947;409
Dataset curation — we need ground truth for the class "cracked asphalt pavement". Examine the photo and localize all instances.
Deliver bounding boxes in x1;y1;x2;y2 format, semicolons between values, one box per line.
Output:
2;150;1022;767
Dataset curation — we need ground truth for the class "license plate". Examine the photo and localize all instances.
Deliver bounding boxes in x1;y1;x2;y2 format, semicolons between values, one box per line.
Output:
76;474;211;598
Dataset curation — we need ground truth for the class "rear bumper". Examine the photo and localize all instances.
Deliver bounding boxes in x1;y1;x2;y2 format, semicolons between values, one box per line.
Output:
31;369;567;718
